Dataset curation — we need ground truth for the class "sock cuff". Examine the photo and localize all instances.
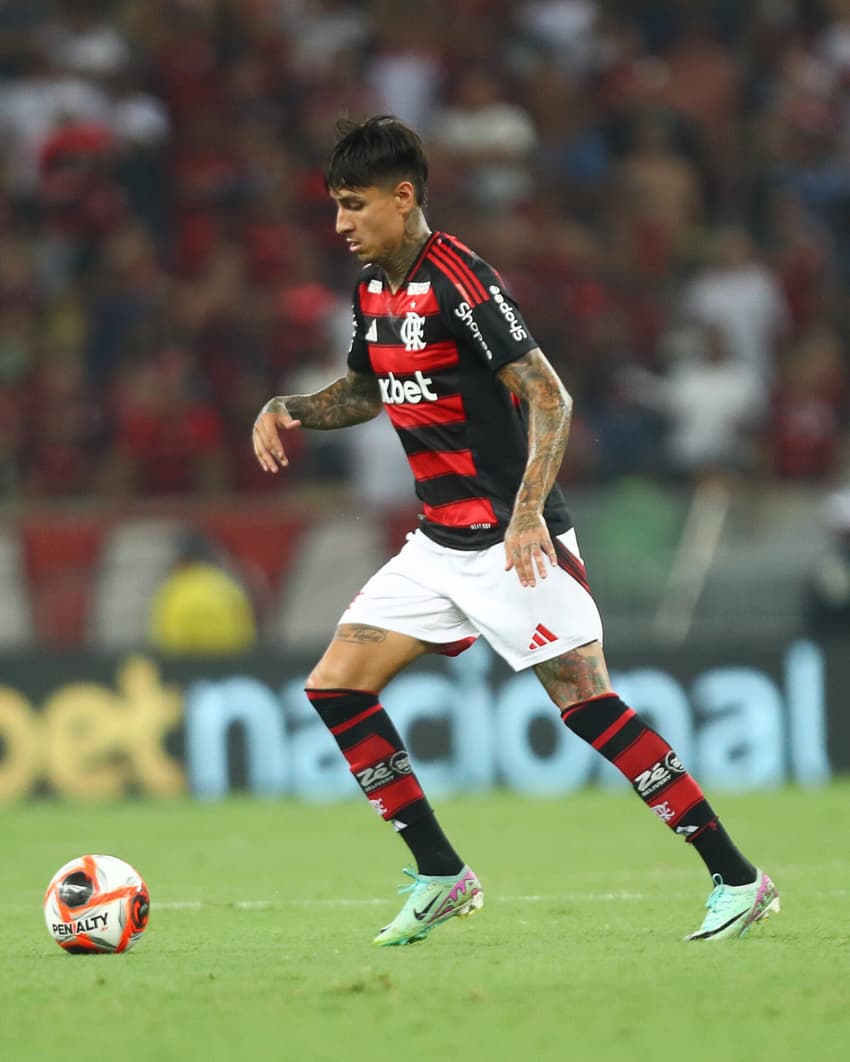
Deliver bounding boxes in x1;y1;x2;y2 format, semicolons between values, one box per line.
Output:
305;687;378;698
305;687;380;729
559;692;622;723
560;693;640;748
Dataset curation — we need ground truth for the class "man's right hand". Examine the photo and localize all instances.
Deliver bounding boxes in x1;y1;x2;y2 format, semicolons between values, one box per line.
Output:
252;398;302;472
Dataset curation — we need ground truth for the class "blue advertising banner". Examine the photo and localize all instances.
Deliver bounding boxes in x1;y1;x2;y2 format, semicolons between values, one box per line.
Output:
0;637;843;802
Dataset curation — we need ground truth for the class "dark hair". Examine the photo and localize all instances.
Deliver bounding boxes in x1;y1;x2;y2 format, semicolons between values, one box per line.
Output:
324;115;429;205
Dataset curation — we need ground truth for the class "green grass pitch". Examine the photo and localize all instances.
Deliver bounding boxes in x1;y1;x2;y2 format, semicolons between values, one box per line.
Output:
3;784;849;1062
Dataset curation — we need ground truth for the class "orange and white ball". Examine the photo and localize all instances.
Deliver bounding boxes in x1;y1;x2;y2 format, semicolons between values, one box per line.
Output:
43;854;150;954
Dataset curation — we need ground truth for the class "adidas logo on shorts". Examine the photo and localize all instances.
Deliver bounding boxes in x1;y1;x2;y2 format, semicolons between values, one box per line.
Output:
528;624;558;651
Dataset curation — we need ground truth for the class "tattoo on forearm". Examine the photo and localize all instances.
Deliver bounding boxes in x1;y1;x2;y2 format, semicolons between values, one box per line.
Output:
498;350;572;513
334;624;388;644
534;644;611;708
268;371;382;430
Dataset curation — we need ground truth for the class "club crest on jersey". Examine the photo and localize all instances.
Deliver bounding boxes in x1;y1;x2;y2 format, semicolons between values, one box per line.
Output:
378;370;438;405
400;311;427;352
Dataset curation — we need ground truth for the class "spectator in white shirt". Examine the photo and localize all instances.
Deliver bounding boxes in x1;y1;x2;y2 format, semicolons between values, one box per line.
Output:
681;226;788;393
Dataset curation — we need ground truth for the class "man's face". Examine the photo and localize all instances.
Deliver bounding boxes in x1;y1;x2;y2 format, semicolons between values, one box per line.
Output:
329;183;411;264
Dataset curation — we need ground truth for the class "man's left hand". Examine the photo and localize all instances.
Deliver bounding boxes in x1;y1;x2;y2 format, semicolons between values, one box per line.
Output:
504;511;557;588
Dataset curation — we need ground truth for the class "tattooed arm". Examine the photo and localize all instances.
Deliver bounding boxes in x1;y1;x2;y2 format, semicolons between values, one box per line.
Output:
252;368;382;473
497;348;573;587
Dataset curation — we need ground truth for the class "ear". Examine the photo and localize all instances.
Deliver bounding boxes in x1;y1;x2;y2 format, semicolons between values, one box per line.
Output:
394;180;417;214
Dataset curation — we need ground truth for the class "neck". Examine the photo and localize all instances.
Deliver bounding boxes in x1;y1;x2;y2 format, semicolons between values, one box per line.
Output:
382;212;431;291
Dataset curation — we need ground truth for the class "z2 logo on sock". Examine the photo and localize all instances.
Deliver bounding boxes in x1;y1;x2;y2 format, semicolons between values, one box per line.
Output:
356;752;412;794
634;752;685;799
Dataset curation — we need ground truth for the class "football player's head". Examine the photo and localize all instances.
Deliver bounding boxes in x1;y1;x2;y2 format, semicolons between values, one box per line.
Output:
325;116;429;264
325;115;429;205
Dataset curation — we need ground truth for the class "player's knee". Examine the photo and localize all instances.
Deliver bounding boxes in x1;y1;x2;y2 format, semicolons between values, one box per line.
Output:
533;640;612;708
305;660;361;691
305;664;331;690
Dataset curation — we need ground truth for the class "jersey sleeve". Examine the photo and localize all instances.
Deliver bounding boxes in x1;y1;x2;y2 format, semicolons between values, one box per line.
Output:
436;243;538;370
346;283;372;374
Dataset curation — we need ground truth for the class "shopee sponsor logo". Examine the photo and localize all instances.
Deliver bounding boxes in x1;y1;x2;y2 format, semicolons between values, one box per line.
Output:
454;301;493;360
488;285;527;341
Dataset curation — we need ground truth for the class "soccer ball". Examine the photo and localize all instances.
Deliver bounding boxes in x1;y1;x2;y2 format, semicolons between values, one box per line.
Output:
43;854;150;954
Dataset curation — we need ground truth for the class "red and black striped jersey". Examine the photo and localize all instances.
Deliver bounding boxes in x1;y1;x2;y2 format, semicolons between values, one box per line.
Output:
347;231;572;549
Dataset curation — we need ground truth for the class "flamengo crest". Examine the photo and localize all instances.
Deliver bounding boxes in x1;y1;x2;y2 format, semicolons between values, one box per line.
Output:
400;312;426;351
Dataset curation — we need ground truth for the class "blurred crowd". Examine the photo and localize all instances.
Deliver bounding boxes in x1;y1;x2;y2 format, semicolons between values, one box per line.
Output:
0;0;849;504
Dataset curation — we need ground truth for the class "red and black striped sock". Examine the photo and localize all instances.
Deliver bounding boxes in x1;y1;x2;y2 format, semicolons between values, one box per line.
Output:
561;694;756;885
306;688;463;877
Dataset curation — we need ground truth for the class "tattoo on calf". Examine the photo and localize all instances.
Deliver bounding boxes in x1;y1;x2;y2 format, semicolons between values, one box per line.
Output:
334;625;388;645
534;646;611;707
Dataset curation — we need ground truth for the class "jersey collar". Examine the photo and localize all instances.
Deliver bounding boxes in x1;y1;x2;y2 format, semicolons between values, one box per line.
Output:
402;231;439;287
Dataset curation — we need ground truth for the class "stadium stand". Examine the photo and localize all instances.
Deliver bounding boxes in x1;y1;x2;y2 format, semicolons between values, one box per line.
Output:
0;1;847;649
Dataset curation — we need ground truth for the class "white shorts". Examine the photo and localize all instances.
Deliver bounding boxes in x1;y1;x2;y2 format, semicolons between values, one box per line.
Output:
340;528;603;672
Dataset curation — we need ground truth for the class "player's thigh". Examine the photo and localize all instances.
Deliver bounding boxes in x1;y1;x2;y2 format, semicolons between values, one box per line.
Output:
340;530;478;655
453;530;604;672
533;639;613;710
307;624;429;692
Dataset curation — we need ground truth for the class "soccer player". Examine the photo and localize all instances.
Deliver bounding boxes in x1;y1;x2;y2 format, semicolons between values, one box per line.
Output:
252;116;779;946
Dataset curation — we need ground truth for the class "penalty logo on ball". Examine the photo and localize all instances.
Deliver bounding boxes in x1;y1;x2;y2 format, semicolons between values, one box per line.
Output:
43;854;150;955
